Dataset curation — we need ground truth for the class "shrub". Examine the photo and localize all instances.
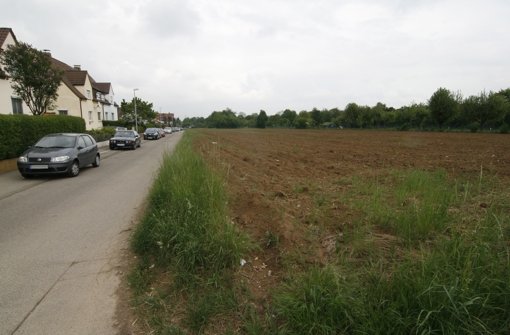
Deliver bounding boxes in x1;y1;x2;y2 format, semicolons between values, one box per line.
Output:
0;114;85;159
469;122;479;133
87;127;115;142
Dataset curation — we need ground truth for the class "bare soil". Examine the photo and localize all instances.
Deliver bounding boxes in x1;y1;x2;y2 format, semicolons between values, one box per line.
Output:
193;129;510;310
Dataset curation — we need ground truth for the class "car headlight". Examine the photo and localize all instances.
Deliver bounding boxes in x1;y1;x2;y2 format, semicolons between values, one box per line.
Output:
18;156;28;163
51;155;70;163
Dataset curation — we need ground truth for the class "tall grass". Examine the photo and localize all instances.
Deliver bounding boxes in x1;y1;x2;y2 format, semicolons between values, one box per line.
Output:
353;170;454;244
132;133;248;273
273;170;510;334
130;132;251;333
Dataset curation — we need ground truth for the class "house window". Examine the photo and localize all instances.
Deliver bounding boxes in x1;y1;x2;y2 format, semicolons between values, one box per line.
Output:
87;90;91;99
88;111;92;120
11;97;23;114
58;110;68;115
111;112;114;120
97;111;101;120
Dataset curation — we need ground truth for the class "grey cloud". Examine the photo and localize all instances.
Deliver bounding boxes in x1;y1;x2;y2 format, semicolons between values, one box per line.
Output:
140;0;201;39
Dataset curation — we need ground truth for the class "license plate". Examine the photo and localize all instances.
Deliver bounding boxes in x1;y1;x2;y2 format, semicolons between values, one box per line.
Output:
30;165;48;169
117;143;125;146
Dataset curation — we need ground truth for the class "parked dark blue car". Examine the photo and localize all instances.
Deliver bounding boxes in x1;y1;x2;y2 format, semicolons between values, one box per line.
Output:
17;133;100;178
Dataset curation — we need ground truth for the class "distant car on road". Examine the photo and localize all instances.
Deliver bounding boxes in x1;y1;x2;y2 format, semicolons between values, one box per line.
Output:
163;127;173;134
109;130;141;150
17;133;100;178
144;128;161;140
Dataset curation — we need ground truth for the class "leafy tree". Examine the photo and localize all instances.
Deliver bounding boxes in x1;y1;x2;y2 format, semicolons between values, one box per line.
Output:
0;42;63;115
256;110;268;128
343;103;361;128
206;108;241;128
462;91;509;130
294;111;311;129
182;117;206;128
281;109;297;127
395;104;431;129
120;97;157;126
310;108;322;127
428;88;457;128
461;95;482;130
359;105;375;128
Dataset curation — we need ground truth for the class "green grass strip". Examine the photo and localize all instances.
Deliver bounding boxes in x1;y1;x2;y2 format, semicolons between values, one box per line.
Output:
129;132;251;333
132;132;248;273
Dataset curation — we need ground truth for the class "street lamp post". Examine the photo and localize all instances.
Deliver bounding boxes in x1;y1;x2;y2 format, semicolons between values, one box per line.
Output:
133;88;139;132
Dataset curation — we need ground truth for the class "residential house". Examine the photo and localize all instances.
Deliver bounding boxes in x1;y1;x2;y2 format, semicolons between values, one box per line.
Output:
51;60;116;130
0;27;29;115
157;112;174;125
1;27;118;130
92;82;118;122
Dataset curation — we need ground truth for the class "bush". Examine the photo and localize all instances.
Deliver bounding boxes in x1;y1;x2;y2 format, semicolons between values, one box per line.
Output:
0;114;85;159
87;127;115;142
499;123;509;134
468;122;479;133
102;120;131;128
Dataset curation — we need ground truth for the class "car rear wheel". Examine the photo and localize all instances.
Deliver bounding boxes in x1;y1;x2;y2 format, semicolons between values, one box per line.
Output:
92;154;100;167
68;160;80;177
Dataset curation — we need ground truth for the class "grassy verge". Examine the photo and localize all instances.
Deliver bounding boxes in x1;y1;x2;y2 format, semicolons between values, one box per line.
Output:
129;131;251;334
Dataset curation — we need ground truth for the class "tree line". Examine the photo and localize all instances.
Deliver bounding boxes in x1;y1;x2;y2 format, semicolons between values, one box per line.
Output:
182;88;510;133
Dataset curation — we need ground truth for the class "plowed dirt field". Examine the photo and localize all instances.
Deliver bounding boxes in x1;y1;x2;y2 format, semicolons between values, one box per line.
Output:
193;129;510;308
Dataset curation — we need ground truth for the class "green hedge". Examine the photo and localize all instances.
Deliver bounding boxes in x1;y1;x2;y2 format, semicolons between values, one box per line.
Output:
87;127;116;142
0;114;85;160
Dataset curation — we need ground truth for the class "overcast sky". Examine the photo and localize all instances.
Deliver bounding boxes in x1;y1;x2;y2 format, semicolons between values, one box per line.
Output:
2;0;509;118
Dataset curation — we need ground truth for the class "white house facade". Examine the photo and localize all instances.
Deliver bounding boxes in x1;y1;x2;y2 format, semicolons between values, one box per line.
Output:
0;27;119;130
0;27;29;116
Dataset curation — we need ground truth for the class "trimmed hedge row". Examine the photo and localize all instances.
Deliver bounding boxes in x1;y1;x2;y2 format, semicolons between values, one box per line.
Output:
87;127;116;142
0;114;85;160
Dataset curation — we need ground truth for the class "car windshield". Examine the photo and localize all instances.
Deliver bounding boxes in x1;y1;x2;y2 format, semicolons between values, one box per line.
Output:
35;135;76;148
115;131;135;138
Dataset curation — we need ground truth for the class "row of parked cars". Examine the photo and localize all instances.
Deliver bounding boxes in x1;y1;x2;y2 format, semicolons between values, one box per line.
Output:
17;126;182;178
143;127;182;140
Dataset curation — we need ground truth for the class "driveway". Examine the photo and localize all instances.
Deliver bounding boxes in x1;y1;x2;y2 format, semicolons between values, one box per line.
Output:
0;132;182;335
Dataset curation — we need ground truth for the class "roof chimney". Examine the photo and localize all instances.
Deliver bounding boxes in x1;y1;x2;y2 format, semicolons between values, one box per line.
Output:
73;65;81;70
43;49;51;56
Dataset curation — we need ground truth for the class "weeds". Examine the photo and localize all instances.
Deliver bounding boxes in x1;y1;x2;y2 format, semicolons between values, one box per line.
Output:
130;128;510;334
129;132;251;333
273;169;510;334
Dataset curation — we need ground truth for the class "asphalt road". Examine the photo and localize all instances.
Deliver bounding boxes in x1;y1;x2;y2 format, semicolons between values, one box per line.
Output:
0;131;182;335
